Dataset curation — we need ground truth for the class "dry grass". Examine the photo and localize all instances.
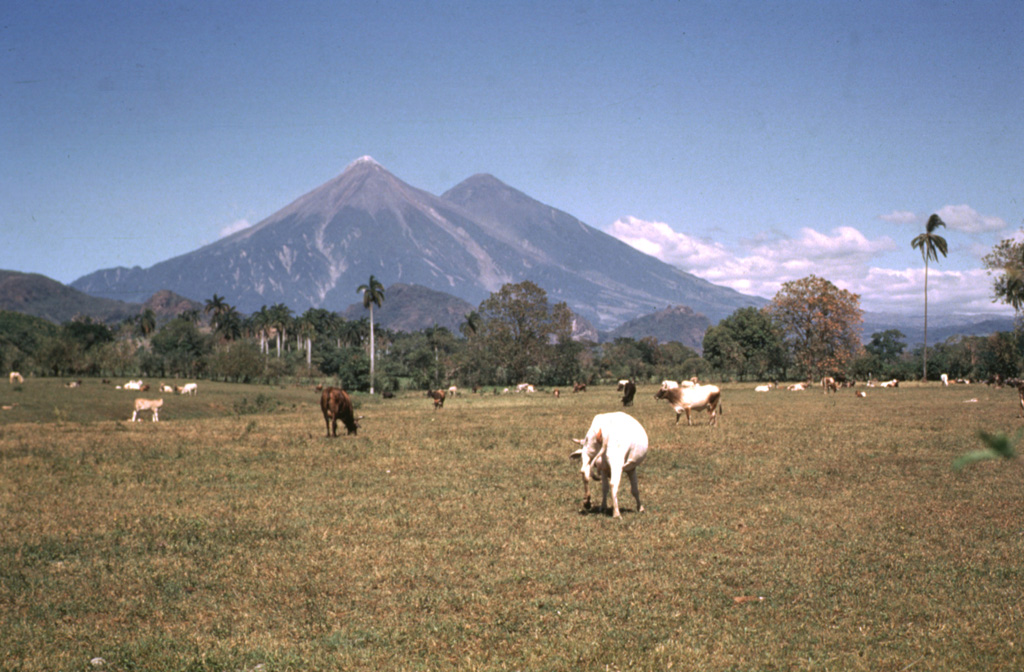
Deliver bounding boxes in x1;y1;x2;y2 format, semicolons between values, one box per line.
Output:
2;380;1023;670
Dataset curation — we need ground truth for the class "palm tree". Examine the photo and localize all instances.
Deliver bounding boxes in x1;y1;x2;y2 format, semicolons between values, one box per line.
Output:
268;303;293;357
297;310;318;372
215;305;243;341
357;275;386;394
460;310;482;339
136;308;157;339
911;214;949;381
204;294;227;323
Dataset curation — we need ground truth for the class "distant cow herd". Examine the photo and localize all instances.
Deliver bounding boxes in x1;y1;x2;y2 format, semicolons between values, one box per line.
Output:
8;371;1019;519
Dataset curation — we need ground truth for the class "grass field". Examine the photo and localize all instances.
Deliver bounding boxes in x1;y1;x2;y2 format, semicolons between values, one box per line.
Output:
2;378;1023;671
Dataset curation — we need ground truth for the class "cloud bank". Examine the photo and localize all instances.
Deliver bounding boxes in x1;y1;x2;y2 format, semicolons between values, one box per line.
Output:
605;207;1013;318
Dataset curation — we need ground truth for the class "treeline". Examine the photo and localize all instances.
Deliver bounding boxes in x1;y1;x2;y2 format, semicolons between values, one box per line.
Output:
1;279;1021;390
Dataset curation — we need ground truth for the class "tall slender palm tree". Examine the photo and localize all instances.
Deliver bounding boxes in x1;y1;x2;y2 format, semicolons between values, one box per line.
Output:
269;303;293;357
911;214;949;381
357;275;386;394
204;294;227;324
136;308;157;339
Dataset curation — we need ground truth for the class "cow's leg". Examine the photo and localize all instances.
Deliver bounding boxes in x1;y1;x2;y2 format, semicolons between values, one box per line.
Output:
686;408;693;426
579;470;592;511
628;469;644;514
131;410;138;422
607;467;622;518
331;417;338;437
153;408;159;422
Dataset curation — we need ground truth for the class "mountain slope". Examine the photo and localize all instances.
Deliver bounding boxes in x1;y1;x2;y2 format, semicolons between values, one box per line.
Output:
71;157;766;329
441;173;766;325
605;305;711;351
0;270;140;324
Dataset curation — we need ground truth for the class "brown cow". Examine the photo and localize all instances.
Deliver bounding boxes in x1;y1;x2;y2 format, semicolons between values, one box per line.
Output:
320;387;358;437
427;388;446;410
620;380;636;407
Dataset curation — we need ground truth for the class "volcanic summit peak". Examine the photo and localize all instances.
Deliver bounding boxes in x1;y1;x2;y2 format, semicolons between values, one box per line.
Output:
346;155;382;170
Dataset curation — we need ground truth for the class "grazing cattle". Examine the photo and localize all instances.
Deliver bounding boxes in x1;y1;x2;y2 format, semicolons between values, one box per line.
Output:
880;379;899;388
382;390;395;399
941;373;949;386
620;380;636;407
573;382;587;393
754;384;771;392
123;379;144;390
428;388;446;410
448;385;458;397
553;389;560;398
654;384;721;426
177;382;198;396
616;379;630;391
160;384;174;393
9;371;24;384
570;412;649;518
822;376;838;394
320;387;358;436
131;398;163;422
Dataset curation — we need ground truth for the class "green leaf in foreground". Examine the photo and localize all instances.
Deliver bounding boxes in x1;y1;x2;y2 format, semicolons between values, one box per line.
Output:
953;430;1019;471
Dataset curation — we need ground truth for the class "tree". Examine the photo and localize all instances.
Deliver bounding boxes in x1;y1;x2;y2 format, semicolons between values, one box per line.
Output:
135;309;157;339
357;275;386;394
204;294;228;322
702;307;785;380
268;303;293;357
476;281;554;385
911;214;949;380
214;305;243;341
983;231;1024;313
767;275;863;380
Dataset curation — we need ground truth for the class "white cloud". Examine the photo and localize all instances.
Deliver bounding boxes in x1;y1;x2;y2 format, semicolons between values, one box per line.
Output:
936;204;1007;234
219;218;252;238
879;210;917;224
605;215;1013;318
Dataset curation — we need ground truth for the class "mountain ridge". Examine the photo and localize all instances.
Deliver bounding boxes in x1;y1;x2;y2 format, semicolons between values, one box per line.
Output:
70;158;766;329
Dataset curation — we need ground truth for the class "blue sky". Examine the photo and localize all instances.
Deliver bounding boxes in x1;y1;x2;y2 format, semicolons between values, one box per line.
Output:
3;1;1021;318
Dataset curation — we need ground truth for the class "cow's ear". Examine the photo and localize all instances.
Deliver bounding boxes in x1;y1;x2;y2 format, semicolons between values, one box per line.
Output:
569;447;583;460
594;429;603;445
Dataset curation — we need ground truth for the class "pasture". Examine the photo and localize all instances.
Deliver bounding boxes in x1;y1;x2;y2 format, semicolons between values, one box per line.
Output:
2;379;1023;671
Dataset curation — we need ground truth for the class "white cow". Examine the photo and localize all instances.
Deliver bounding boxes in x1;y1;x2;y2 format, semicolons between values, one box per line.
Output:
880;379;899;388
131;398;163;422
9;371;24;384
788;383;806;392
941;373;949;386
178;382;198;396
570;412;649;518
654;384;722;426
754;384;771;392
123;379;144;391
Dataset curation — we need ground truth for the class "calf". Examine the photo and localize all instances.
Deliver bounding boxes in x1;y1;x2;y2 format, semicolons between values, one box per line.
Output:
573;382;587;393
570;412;649;518
620;380;636;407
654;384;721;426
131;398;163;422
320;387;358;436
